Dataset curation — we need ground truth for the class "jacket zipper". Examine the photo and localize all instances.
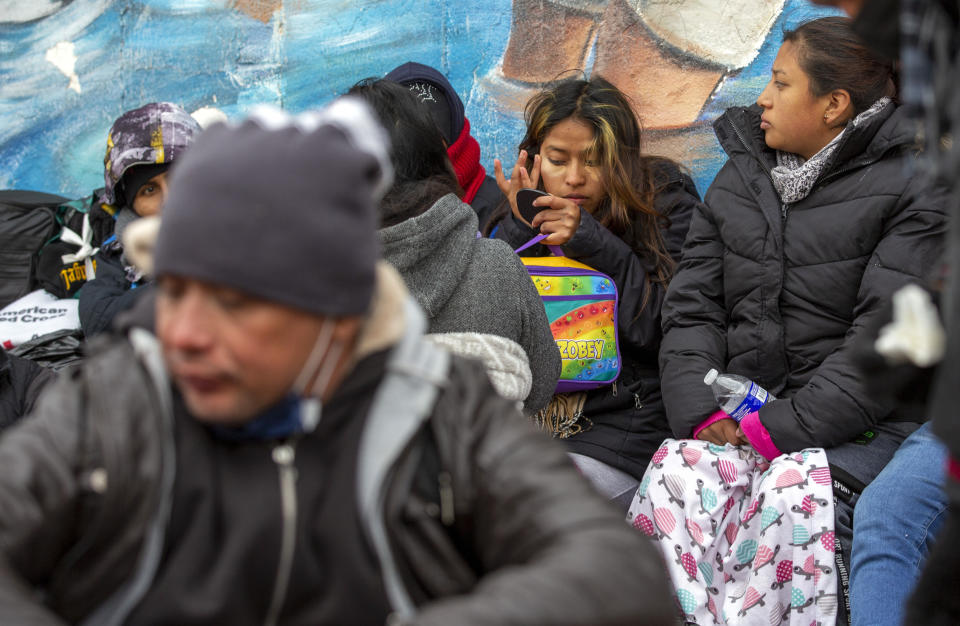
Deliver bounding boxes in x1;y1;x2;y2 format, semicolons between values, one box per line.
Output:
730;121;788;219
264;441;298;626
729;119;793;390
437;472;455;526
730;121;769;175
522;266;612;280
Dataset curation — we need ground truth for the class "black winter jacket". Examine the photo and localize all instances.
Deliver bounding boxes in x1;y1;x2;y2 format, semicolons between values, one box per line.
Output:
78;245;152;337
660;102;948;456
0;269;675;625
470;174;504;231
0;349;54;430
495;160;700;479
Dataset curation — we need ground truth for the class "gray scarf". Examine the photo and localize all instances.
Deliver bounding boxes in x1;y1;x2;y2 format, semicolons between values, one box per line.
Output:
771;97;891;204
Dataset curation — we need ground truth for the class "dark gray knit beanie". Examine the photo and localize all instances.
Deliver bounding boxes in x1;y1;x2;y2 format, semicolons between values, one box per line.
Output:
153;99;392;316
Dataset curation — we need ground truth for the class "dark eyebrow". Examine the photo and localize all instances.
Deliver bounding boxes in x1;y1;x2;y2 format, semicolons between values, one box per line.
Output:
544;145;570;154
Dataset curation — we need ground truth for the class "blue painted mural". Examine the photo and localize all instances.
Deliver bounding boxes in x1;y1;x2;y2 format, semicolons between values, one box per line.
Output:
0;0;838;200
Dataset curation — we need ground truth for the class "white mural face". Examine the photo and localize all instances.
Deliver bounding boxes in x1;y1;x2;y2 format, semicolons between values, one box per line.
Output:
0;0;837;199
0;0;74;23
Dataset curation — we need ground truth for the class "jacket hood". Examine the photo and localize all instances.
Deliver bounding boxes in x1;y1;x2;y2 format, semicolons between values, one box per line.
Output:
384;61;465;143
715;101;914;175
377;193;479;318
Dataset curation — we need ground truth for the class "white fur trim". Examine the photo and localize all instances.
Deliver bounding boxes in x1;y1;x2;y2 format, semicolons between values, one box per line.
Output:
190;106;228;129
122;215;162;277
244;99;393;201
875;284;946;367
425;332;533;404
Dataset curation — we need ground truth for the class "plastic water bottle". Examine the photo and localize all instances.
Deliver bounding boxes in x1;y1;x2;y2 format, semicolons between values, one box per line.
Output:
703;369;776;422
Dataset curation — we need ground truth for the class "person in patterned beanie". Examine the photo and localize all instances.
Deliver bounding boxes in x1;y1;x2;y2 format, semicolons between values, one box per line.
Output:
79;102;201;336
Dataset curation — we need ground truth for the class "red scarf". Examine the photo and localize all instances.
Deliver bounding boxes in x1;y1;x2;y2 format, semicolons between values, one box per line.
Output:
447;117;486;203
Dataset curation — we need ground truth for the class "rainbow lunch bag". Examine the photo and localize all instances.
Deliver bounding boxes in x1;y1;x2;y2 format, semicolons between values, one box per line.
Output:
517;235;621;393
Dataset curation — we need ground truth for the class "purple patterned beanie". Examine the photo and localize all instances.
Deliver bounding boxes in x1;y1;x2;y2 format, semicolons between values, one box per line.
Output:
101;102;201;206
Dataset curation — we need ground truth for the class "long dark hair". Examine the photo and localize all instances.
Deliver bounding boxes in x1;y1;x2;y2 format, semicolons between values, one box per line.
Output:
784;17;896;116
348;78;461;227
494;75;677;302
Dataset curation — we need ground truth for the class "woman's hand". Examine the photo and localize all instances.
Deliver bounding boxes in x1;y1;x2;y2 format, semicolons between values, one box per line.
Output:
494;150;541;226
696;418;747;447
529;194;582;246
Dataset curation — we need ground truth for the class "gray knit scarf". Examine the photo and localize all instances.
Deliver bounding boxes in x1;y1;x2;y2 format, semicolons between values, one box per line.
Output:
771;97;892;204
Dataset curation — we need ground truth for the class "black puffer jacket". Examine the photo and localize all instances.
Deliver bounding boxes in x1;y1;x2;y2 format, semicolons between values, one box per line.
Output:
495;160;700;479
660;102;948;454
77;245;152;337
471;175;504;230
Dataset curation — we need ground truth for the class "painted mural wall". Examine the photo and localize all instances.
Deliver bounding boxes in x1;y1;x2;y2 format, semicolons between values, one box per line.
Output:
0;0;838;200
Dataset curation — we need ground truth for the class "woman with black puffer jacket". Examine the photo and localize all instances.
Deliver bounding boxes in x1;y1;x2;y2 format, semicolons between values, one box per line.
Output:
657;18;948;623
661;16;947;483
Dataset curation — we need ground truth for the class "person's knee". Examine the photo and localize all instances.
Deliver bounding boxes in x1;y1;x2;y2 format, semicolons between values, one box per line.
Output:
853;480;893;538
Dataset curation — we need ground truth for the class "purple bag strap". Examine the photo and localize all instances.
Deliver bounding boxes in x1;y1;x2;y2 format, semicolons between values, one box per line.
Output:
514;233;564;256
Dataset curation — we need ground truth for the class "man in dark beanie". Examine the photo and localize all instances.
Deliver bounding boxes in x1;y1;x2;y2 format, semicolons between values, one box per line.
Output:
0;99;675;625
385;61;504;228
